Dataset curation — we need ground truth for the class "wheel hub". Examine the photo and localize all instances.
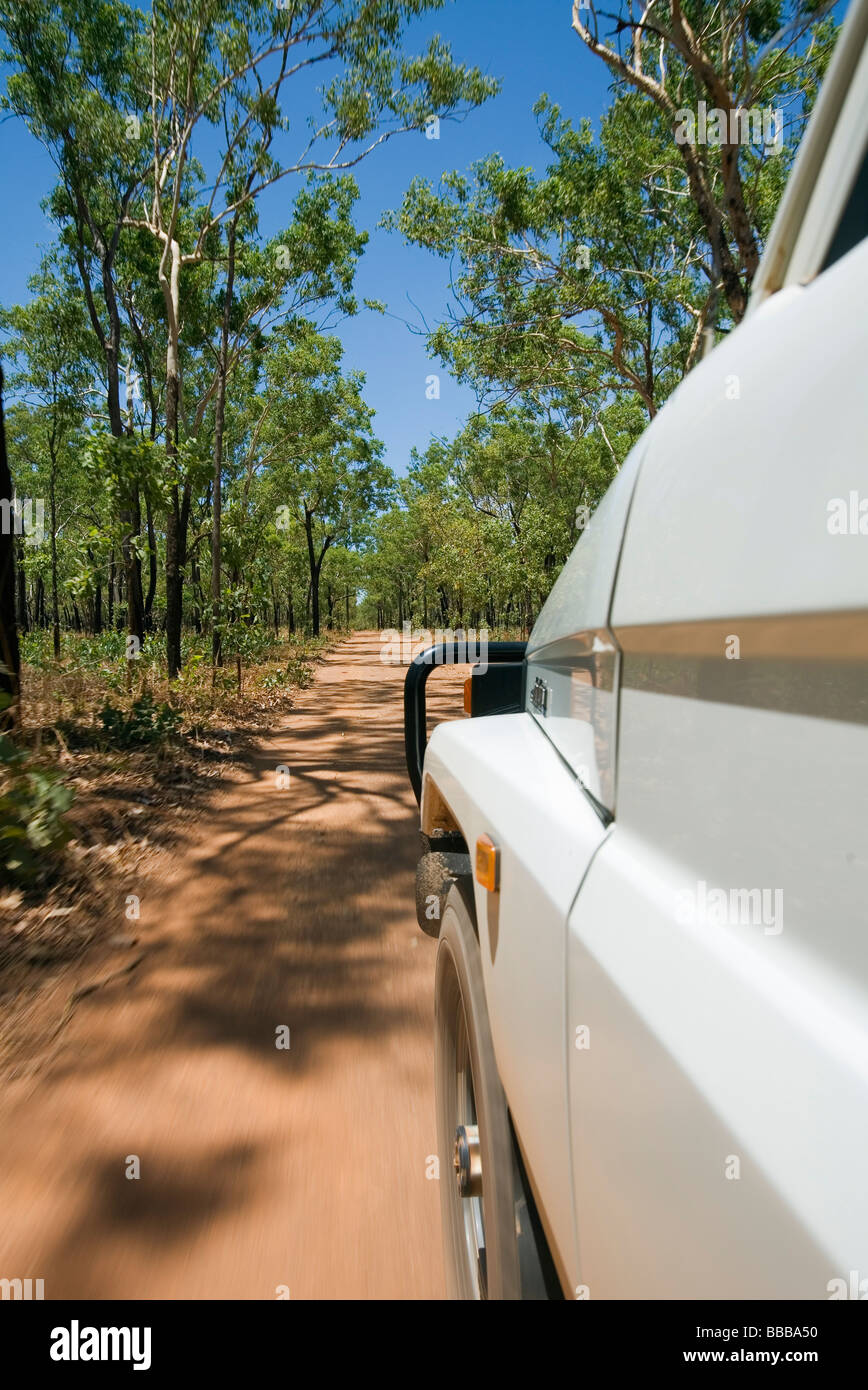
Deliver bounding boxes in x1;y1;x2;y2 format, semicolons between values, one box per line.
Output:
453;1124;483;1199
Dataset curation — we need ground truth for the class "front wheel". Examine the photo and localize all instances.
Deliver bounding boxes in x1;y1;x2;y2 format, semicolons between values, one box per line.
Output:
434;883;553;1299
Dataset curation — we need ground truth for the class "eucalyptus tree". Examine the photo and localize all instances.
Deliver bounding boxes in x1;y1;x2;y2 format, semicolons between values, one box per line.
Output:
1;261;92;657
201;174;368;663
0;368;20;717
321;544;363;630
0;0;154;645
444;402;621;618
387;1;837;429
388;94;720;424
569;0;839;325
261;329;392;636
0;0;146;434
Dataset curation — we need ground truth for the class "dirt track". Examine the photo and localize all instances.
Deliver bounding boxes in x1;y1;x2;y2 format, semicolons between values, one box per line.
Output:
0;632;465;1299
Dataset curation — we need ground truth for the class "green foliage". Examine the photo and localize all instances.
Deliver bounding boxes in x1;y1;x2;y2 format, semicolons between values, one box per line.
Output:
98;692;181;748
0;733;74;882
261;655;314;691
566;1;839;325
21;630;165;689
81;434;169;512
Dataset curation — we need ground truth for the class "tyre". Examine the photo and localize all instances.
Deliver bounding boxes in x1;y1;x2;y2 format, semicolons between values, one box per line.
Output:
434;883;553;1299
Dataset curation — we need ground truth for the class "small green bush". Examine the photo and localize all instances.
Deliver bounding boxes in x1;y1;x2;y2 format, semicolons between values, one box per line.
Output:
98;692;181;748
0;734;75;882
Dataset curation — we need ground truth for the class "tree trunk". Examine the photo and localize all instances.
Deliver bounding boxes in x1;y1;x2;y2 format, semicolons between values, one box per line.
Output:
303;515;333;640
0;369;20;725
16;538;28;634
144;493;157;624
311;576;320;637
122;483;145;649
191;549;202;635
162;242;184;679
115;318;144;656
165;486;183;677
49;462;60;659
211;220;239;670
304;510;321;637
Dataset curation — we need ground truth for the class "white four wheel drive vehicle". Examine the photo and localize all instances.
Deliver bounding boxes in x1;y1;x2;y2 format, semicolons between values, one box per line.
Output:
404;0;868;1301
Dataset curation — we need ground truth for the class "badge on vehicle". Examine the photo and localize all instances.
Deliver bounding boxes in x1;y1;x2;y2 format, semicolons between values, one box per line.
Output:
531;676;549;716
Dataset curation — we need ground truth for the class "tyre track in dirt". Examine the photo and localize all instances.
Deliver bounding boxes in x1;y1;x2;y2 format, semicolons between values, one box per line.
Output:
0;632;465;1299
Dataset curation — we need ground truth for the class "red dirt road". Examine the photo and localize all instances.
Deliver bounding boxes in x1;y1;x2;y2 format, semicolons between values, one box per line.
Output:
0;632;464;1299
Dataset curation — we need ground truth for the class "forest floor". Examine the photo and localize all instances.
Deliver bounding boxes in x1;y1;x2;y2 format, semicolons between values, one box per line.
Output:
0;630;465;1298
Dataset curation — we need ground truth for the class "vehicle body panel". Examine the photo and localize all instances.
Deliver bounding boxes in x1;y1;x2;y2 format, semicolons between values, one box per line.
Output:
567;222;868;1299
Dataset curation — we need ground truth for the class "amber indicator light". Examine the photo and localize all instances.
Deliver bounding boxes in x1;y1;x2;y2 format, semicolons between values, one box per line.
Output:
475;835;499;892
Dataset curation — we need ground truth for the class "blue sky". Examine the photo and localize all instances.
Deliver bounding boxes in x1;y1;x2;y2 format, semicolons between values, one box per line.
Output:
0;1;612;476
